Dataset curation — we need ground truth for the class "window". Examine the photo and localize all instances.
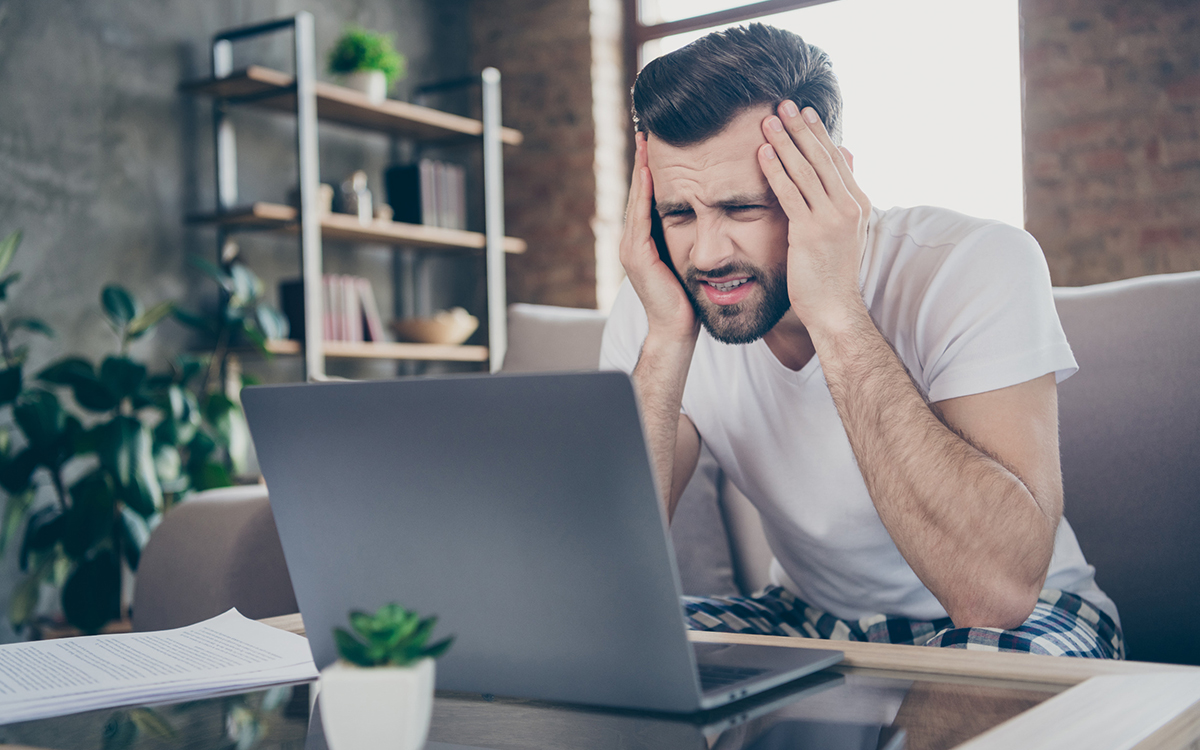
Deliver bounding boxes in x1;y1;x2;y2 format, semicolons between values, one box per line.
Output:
631;0;1025;227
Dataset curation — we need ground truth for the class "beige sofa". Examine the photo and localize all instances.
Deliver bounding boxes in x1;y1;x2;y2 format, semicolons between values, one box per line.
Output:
135;273;1200;665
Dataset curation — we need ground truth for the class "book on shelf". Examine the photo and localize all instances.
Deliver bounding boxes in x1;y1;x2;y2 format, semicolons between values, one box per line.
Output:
356;276;386;344
279;275;387;344
385;158;467;231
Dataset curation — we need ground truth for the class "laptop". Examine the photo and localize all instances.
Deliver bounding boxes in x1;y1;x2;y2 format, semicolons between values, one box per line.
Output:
242;371;842;713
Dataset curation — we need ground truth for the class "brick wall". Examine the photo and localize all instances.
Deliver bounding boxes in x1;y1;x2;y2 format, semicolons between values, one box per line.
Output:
475;1;1200;300
473;0;609;308
1023;0;1200;285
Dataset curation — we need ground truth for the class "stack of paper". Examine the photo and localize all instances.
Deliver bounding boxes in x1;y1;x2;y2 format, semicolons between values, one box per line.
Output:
0;609;318;724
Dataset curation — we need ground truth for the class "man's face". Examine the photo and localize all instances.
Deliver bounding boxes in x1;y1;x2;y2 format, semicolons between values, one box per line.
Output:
647;105;792;344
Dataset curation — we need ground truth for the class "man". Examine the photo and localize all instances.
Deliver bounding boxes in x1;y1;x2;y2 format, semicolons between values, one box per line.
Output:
600;24;1122;657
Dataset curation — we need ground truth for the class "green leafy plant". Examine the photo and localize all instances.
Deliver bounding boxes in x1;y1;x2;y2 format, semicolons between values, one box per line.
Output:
327;26;406;86
0;234;290;636
144;352;244;497
174;257;288;396
167;258;287;489
0;231;174;634
0;230;57;625
334;603;453;668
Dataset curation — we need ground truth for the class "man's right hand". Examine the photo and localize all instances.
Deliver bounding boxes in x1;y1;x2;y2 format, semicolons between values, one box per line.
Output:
621;132;702;519
620;132;698;342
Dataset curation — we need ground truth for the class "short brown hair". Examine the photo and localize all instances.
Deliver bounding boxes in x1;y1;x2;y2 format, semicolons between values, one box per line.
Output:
632;24;843;146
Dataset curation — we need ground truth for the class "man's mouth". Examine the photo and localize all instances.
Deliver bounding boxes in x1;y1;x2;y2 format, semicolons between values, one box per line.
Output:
699;276;755;305
707;278;750;292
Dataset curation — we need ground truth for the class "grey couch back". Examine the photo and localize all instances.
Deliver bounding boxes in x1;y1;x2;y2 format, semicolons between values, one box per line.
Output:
505;281;1200;664
1054;271;1200;664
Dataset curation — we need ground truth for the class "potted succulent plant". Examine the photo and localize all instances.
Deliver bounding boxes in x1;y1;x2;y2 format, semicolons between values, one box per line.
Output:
327;26;406;104
319;603;453;750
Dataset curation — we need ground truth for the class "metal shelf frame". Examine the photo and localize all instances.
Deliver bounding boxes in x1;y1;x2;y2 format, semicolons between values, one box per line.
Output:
199;12;511;379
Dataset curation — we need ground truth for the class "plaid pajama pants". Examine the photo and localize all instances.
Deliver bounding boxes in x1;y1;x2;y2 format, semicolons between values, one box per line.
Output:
683;587;1124;658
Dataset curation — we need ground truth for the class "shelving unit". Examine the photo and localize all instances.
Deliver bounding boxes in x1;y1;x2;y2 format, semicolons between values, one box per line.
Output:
187;202;527;254
182;13;521;378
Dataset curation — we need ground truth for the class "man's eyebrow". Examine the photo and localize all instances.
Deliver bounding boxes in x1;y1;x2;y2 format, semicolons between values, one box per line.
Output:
655;200;692;216
712;192;774;208
655;192;774;217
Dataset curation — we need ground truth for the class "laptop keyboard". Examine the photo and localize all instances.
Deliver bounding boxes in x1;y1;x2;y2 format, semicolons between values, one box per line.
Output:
698;664;768;692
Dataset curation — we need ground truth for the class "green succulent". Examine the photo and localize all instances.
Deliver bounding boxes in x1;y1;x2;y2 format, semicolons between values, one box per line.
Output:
333;603;453;668
327;26;406;86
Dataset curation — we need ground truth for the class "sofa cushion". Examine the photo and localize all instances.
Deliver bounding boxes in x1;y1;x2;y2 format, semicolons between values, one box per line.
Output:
1054;271;1200;665
502;303;608;373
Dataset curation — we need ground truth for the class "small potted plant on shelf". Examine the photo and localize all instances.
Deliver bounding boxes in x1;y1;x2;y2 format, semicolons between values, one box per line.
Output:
327;25;406;104
319;602;453;750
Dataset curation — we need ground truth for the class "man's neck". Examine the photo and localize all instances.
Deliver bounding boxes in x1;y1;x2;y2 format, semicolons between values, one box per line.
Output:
762;312;816;371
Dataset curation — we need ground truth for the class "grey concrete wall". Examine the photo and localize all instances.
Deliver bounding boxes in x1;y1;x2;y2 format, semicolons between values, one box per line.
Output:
0;0;475;639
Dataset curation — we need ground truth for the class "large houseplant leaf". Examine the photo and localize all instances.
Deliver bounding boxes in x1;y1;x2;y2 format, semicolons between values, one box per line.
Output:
0;446;38;494
7;317;55;338
96;417;162;518
36;357;94;386
99;356;147;402
101;285;140;329
19;506;65;572
204;393;238;449
229;263;262;307
0;488;35;556
62;548;122;634
0;230;21;277
37;358;119;412
13;389;66;450
117;506;151;572
125;301;174;341
0;272;20;303
256;305;289;340
171;308;218;337
63;471;117;560
7;558;50;632
0;366;22;404
184;430;232;491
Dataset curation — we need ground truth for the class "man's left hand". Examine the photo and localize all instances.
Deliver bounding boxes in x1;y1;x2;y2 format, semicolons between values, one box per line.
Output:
757;101;872;334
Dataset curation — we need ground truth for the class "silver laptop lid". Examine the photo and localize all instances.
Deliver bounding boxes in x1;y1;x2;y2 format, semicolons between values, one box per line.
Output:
243;372;706;712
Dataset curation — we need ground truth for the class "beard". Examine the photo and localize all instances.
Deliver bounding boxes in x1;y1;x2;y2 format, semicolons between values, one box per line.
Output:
681;261;791;345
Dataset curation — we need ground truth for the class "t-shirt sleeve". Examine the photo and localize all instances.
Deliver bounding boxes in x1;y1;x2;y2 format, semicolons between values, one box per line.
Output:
914;222;1077;403
599;278;649;374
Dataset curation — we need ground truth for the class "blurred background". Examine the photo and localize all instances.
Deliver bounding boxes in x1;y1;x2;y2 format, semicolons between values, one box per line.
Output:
0;0;1197;640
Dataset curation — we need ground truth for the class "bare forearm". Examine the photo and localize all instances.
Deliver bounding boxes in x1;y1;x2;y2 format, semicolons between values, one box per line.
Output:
812;306;1059;628
632;333;697;518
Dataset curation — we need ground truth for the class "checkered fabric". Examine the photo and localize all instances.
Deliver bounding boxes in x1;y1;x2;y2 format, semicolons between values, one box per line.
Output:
683;587;1124;659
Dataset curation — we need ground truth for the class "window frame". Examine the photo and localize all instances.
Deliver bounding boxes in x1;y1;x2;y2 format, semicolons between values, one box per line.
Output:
622;0;838;95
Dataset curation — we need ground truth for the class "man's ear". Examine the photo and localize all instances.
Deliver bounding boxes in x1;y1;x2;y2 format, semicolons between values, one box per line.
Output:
839;146;855;172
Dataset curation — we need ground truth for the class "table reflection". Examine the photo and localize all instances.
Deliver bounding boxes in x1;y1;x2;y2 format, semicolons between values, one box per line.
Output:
0;667;1058;750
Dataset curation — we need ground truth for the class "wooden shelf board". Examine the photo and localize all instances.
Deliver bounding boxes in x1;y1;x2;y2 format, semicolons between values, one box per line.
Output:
264;338;489;363
182;65;524;146
188;202;526;254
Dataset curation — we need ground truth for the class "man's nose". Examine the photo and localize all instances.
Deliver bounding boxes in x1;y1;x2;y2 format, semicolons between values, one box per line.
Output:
689;216;734;273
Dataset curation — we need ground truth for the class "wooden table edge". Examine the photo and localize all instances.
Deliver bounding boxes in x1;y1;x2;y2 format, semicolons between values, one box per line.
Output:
258;613;1200;749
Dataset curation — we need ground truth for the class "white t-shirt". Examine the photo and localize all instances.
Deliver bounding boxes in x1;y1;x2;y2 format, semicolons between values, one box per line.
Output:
600;205;1118;625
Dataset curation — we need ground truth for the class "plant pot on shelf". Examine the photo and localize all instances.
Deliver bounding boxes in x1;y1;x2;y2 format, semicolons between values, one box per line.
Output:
341;69;387;104
318;658;435;750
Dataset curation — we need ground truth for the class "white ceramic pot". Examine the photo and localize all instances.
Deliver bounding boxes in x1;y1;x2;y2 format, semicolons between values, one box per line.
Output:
342;69;388;104
318;658;435;750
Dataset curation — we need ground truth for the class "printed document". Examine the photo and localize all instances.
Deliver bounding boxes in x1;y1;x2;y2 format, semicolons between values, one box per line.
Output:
0;609;317;724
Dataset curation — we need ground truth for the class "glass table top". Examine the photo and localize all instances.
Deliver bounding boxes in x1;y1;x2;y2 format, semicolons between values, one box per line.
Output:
0;666;1062;750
